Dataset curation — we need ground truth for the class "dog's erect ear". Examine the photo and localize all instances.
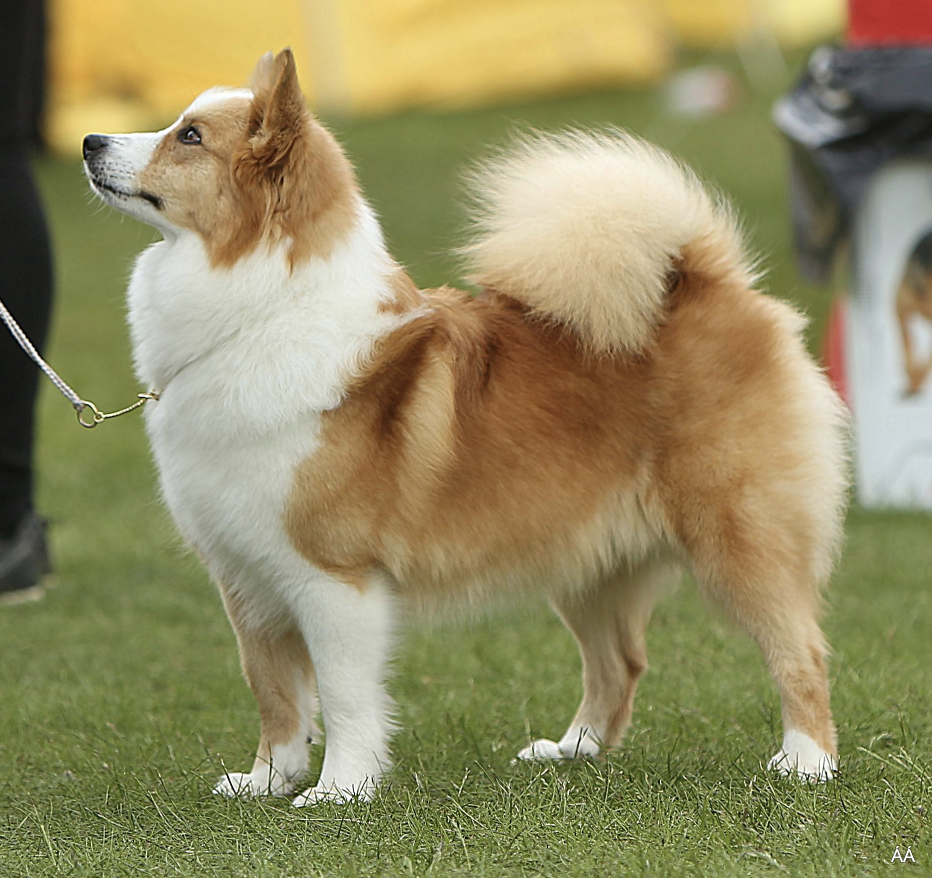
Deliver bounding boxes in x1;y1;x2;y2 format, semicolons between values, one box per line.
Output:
243;48;307;169
249;51;277;94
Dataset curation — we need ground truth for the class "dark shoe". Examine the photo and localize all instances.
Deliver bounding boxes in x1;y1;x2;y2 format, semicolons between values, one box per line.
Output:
0;512;51;605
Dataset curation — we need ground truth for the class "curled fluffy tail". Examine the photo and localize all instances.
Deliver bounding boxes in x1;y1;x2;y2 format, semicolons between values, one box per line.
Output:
462;130;757;354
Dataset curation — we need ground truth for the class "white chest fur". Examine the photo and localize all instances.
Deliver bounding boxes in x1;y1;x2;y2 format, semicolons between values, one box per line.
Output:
126;207;400;612
145;393;321;606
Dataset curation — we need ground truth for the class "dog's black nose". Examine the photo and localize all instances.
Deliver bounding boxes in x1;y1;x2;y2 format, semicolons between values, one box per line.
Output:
82;134;108;161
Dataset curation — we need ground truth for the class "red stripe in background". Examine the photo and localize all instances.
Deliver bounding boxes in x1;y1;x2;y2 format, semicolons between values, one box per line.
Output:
823;296;849;408
848;0;932;47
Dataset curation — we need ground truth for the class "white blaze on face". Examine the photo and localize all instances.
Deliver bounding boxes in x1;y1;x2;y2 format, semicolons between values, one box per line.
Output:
183;86;253;116
83;127;172;229
82;88;253;235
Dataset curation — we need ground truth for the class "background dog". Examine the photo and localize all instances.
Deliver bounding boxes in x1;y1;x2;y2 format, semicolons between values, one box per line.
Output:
896;230;932;396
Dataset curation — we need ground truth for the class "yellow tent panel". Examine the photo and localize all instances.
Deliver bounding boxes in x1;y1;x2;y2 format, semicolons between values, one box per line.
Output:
660;0;843;48
762;0;845;47
47;0;669;151
326;0;669;114
47;0;842;154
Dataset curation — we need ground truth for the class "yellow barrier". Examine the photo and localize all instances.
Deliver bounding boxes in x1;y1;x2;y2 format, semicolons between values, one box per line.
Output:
47;0;842;153
660;0;843;48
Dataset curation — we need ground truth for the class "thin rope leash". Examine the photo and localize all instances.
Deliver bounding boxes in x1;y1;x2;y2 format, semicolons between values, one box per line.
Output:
0;295;158;428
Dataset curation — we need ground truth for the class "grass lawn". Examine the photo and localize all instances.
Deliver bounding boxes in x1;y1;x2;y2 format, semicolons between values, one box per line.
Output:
1;53;930;876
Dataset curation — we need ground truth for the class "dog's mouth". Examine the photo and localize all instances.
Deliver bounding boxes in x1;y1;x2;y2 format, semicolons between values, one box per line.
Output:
90;176;164;211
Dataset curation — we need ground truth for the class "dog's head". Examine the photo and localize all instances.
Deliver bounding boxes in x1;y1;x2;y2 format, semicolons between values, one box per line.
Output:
83;49;357;268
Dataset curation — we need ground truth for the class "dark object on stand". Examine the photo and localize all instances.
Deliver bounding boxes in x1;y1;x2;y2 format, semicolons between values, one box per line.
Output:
775;46;932;282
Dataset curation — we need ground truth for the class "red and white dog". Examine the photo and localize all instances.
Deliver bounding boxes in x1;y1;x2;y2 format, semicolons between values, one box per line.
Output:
83;49;848;805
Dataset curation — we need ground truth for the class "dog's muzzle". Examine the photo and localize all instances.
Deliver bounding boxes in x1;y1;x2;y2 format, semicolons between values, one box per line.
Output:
82;133;110;161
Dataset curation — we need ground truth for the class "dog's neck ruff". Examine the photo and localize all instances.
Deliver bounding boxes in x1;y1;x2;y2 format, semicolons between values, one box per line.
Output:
127;201;406;432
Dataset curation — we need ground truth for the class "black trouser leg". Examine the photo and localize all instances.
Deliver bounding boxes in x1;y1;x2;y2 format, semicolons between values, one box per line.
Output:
0;0;53;538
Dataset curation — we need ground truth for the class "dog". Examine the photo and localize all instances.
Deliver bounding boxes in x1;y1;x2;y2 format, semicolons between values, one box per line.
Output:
896;230;932;397
82;49;849;805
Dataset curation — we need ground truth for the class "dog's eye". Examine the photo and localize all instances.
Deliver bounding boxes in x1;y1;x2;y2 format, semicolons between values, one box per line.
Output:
179;125;202;145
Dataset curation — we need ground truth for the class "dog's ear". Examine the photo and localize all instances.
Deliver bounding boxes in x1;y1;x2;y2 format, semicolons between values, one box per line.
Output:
249;51;278;96
243;48;307;170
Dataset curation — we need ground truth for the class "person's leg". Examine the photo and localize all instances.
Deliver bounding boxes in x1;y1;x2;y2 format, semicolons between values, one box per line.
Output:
0;144;54;536
0;0;54;599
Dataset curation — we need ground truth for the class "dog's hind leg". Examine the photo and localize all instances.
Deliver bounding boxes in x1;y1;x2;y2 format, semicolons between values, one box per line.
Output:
686;527;838;781
213;586;318;798
516;559;680;761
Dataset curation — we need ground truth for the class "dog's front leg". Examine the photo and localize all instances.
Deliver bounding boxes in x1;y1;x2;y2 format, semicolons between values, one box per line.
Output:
214;585;318;798
291;571;396;805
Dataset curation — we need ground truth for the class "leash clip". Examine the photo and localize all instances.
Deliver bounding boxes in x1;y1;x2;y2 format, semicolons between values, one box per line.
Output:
75;391;161;429
2;293;161;432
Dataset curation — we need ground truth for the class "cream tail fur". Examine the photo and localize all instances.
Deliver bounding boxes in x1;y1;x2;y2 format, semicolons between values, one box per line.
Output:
463;130;756;354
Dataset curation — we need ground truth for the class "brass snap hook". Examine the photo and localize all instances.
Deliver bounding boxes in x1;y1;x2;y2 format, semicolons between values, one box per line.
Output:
76;400;104;429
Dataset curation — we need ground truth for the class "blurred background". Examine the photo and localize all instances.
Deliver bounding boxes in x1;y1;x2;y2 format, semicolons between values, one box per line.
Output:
46;0;843;147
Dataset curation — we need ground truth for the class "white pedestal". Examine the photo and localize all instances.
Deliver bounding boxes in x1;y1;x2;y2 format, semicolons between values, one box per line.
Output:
847;160;932;509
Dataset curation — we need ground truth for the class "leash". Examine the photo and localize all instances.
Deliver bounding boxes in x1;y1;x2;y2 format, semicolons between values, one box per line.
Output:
0;295;159;429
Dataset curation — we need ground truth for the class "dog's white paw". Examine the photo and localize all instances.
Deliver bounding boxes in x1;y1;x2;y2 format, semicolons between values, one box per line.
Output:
515;729;601;762
292;779;375;807
213;769;294;799
768;730;837;782
515;738;565;761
